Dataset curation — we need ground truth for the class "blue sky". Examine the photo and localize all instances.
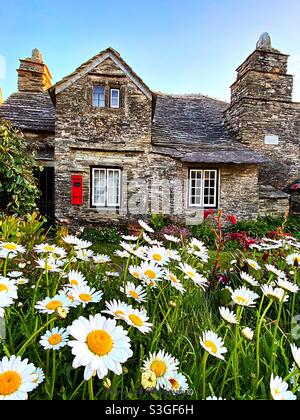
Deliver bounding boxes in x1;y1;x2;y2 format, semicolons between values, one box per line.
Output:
1;0;300;101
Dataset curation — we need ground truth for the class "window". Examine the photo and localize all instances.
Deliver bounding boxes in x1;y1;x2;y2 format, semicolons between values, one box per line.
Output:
189;169;218;208
91;168;121;207
110;88;120;108
93;86;105;108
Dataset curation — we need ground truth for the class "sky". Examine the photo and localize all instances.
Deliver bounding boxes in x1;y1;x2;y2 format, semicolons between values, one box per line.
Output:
1;0;300;102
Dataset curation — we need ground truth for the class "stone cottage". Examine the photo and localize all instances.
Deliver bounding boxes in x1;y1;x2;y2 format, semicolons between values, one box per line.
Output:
0;33;299;227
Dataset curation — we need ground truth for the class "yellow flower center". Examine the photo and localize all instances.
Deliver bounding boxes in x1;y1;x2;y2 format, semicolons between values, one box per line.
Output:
3;244;17;251
45;264;54;271
132;272;140;279
79;293;92;302
67;294;75;302
46;300;63;311
129;290;140;299
48;334;62;346
87;330;113;356
187;271;195;278
70;279;78;286
169;378;180;390
129;314;143;327
151;360;167;377
0;371;22;396
168;274;178;283
153;254;162;262
44;245;55;252
204;340;218;354
236;296;248;305
0;284;8;293
115;310;125;317
144;270;156;280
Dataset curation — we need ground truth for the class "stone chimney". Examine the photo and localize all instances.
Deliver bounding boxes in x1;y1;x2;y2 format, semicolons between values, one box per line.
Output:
17;49;52;92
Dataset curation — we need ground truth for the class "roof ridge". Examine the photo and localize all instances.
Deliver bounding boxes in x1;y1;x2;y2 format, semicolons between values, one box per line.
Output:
154;91;229;104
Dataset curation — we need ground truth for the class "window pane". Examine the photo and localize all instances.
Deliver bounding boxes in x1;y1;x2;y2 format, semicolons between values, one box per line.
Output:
93;86;105;108
203;170;217;208
110;89;120;108
93;169;106;205
107;170;120;206
190;170;202;207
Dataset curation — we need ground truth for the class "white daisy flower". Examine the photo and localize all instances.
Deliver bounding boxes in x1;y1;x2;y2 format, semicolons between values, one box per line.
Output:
286;253;300;267
265;264;287;279
146;247;170;266
7;271;23;279
67;270;87;287
35;258;62;273
142;350;179;390
122;235;139;241
129;265;143;280
74;239;92;250
270;374;296;400
291;344;300;370
178;263;209;290
93;254;111;264
114;250;131;259
164;270;186;294
75;249;94;261
138;220;154;233
40;327;69;351
68;314;133;380
246;259;261;270
34;243;66;259
166;249;182;262
0;294;14;317
16;278;29;286
72;284;103;308
188;239;209;262
35;291;72;315
142;232;161;246
102;300;131;321
164;234;180;244
231;287;259;307
261;285;289;303
219;307;239;325
0;242;25;256
61;286;81;308
62;235;80;246
120;282;147;303
240;271;259;287
0;355;40;400
164;372;189;394
206;396;225;400
140;261;164;286
200;331;227;360
105;271;120;278
31;368;45;387
276;279;299;294
0;277;18;299
124;307;153;334
241;327;254;341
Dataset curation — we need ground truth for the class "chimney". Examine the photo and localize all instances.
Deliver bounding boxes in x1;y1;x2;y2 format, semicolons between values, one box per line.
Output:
17;49;52;92
0;88;3;104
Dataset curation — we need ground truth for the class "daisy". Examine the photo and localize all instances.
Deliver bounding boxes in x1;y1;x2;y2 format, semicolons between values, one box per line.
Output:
241;327;254;341
105;271;120;278
261;285;289;303
62;235;80;245
68;314;133;380
138;220;154;233
129;265;143;280
102;300;131;321
40;327;69;350
7;271;23;279
290;344;300;370
139;261;164;286
141;370;157;390
286;253;300;267
276;279;299;294
0;355;40;400
206;396;225;400
164;270;186;294
231;287;259;307
0;294;14;317
240;271;259;287
35;258;62;273
114;250;131;259
120;282;147;303
124;307;153;334
265;264;287;279
67;270;87;287
142;350;179;390
146;247;170;266
200;331;227;360
34;243;62;255
93;254;111;264
75;249;94;262
164;372;189;394
74;239;92;250
31;368;45;387
72;284;103;308
0;277;18;299
35;291;72;315
164;234;180;244
188;239;209;262
16;278;29;286
120;241;135;254
219;307;239;325
142;232;161;246
61;286;81;308
122;235;139;241
178;263;209;290
245;259;261;270
166;249;182;262
270;374;296;400
0;242;25;256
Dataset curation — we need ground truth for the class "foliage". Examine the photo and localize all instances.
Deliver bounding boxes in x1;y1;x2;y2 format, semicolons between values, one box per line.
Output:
81;226;122;245
156;224;191;242
150;213;169;231
0;212;46;247
0;121;40;215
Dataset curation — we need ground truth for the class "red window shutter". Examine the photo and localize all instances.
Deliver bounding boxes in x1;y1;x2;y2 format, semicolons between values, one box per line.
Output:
71;175;83;205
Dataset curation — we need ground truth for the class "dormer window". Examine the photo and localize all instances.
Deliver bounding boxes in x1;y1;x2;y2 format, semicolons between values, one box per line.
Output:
110;88;120;108
93;86;105;108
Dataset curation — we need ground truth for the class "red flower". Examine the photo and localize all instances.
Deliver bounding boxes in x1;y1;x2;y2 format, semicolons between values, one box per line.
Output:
290;184;300;191
226;215;237;225
203;209;214;220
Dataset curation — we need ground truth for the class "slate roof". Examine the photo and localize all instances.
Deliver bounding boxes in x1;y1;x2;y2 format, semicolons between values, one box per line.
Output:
0;91;55;132
152;93;268;164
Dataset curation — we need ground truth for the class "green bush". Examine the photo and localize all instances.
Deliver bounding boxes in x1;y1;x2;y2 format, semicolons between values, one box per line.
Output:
150;213;169;231
190;222;215;246
81;226;122;245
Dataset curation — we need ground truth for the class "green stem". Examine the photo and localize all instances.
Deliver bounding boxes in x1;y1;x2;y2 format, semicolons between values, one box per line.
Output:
3;256;9;277
17;317;56;356
270;299;285;372
88;377;95;401
50;351;56;400
201;352;209;400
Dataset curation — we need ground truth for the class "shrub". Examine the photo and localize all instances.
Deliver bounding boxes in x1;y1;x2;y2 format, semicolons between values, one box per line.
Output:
156;224;191;242
150;213;169;231
81;226;122;244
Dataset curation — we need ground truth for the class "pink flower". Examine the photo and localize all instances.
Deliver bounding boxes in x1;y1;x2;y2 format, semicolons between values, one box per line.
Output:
226;215;237;225
290;184;300;191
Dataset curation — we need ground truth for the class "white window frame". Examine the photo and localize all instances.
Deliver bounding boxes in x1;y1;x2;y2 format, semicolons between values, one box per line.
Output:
92;85;105;108
189;169;218;208
91;168;121;208
110;88;120;108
